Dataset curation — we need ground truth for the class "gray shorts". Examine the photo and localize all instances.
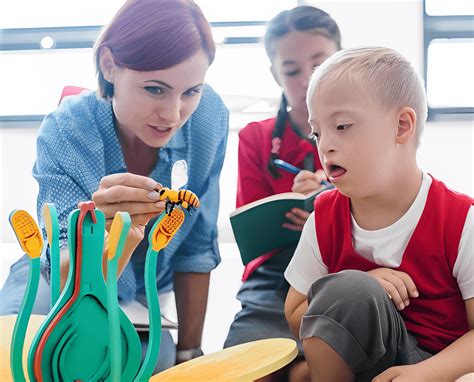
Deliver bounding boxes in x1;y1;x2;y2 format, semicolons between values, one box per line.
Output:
301;270;432;381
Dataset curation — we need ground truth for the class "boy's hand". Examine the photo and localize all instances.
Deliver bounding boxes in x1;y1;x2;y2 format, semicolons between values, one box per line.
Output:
367;268;419;310
292;169;327;195
283;208;311;231
373;364;435;382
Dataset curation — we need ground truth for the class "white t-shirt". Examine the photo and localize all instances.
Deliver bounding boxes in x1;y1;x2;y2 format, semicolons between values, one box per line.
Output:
284;173;474;299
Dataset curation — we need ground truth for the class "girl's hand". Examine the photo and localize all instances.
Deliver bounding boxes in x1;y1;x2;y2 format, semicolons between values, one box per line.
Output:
283;208;311;231
367;268;419;310
292;169;327;195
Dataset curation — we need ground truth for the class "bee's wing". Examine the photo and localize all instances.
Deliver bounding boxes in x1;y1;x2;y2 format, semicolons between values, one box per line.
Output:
171;159;188;190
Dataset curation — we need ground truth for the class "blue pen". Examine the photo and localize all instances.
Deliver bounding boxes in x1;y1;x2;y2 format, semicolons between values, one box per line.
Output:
274;159;301;174
273;159;332;187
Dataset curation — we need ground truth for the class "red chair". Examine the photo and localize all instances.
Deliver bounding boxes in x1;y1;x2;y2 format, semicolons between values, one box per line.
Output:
59;86;88;104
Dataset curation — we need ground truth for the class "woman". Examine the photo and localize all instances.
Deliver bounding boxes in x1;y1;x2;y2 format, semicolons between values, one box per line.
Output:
224;6;341;381
0;0;229;372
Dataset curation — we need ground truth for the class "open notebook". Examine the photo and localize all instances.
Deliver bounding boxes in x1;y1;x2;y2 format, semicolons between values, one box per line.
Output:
230;183;334;265
120;299;178;331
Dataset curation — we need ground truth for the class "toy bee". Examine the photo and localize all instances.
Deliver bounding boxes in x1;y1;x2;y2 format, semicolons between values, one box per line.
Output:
158;187;200;215
157;160;200;215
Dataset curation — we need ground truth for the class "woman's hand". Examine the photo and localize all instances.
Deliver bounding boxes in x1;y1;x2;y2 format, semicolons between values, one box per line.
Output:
92;173;166;278
291;169;327;195
283;208;311;231
92;173;165;245
367;268;419;310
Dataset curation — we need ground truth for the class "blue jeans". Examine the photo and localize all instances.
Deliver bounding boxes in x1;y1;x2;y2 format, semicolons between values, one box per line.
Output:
0;254;176;373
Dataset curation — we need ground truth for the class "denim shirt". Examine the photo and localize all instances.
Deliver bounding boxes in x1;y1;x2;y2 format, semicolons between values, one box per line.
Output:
32;85;229;301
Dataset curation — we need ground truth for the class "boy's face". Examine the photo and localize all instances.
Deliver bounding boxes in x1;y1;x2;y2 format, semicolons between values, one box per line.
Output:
308;77;399;198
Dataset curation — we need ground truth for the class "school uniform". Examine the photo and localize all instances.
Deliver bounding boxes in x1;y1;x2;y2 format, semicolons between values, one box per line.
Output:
285;173;474;380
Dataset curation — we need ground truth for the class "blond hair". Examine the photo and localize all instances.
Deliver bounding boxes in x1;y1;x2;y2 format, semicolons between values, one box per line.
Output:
308;47;427;145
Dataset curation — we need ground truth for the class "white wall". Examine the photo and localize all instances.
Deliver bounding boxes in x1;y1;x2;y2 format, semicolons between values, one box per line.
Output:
303;0;424;73
0;122;39;241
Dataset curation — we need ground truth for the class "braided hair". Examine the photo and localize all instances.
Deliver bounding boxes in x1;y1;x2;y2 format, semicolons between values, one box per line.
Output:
268;94;289;177
264;6;341;178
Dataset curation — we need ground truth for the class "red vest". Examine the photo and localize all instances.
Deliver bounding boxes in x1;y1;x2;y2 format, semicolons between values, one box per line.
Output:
314;176;472;353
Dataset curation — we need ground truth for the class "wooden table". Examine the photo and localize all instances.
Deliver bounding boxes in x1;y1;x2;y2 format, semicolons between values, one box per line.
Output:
151;338;298;382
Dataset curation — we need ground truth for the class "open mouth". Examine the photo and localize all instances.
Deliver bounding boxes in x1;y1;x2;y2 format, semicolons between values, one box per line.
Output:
327;164;347;181
148;124;172;132
147;124;173;137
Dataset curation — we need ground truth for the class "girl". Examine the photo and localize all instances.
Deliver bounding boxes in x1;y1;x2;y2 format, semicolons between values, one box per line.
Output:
224;6;341;381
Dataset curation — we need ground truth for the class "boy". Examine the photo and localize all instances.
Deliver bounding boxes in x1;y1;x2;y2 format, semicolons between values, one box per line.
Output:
284;47;473;381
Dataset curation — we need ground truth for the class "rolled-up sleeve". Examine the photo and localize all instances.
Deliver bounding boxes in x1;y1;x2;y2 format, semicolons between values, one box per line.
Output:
32;108;137;301
34;114;91;249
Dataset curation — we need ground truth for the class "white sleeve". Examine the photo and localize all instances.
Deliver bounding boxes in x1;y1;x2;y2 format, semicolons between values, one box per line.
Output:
453;206;474;300
284;211;328;295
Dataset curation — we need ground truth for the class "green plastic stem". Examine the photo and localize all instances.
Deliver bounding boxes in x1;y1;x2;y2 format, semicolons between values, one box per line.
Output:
107;212;131;382
134;213;166;381
11;257;41;382
47;204;60;307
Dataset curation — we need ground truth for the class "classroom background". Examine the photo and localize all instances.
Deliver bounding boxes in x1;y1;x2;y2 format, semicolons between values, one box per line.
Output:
1;0;473;354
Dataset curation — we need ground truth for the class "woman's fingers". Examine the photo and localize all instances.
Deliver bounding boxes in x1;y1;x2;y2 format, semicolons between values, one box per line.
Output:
92;173;166;218
93;184;161;204
99;201;165;219
99;173;161;191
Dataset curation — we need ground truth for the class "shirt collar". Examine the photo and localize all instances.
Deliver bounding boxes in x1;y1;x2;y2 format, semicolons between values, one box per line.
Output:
162;119;190;150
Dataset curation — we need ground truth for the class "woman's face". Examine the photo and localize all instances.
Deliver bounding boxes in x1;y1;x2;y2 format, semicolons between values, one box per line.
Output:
270;31;339;122
107;49;210;148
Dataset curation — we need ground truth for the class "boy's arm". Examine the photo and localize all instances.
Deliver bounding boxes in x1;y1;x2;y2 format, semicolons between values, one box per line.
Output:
374;298;474;382
285;286;309;338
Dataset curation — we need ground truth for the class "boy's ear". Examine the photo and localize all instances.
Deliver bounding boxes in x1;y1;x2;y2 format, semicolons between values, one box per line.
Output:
270;65;282;87
396;107;417;145
99;47;116;83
